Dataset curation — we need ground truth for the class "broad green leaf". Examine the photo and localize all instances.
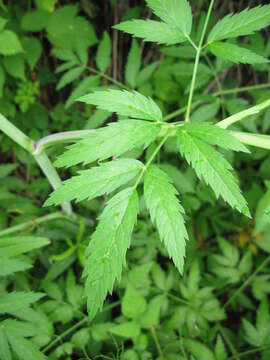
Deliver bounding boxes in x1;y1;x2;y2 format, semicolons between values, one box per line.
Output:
83;188;139;319
3;54;25;80
6;333;46;360
0;236;49;257
178;129;250;216
109;322;140;339
56;66;85;90
146;0;192;35
122;284;147;319
144;165;188;274
208;42;269;64
208;5;270;43
96;31;111;73
79;89;162;121
140;295;164;329
0;257;31;277
181;122;249;152
0;31;23;55
46;159;143;205
21;37;42;70
114;20;186;45
0;327;12;360
55;120;161;168
125;39;141;88
21;10;50;32
65;75;100;109
0;292;44;315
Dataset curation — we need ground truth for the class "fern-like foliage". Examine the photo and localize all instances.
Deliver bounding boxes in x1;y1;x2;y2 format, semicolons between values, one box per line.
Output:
144;165;188;274
208;5;270;43
114;19;186;45
55;120;161;168
83;188;139;319
79;89;162;122
45;159;143;205
177;127;250;217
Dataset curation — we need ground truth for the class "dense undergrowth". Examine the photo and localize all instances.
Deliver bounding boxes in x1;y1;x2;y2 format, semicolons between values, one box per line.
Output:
1;0;270;359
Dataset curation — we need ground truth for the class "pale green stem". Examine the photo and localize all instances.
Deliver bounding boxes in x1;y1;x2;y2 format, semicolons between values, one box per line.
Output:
185;0;215;122
34;152;73;215
0;113;34;152
217;99;270;129
0;212;65;237
33;130;91;155
231;131;270;151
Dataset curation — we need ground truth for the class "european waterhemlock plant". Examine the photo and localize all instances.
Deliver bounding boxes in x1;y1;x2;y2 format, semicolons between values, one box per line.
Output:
1;0;270;320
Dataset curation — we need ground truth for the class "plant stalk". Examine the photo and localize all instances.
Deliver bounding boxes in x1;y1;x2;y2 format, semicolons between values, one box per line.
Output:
231;131;270;151
185;0;215;122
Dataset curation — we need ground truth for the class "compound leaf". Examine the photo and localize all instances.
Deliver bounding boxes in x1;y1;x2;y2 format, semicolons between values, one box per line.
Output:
0;292;44;315
46;159;143;205
182;122;249;152
208;42;269;64
178;129;250;216
144;165;188;274
55;120;161;168
83;188;139;319
146;0;192;35
79;89;162;122
208;5;270;43
114;19;186;45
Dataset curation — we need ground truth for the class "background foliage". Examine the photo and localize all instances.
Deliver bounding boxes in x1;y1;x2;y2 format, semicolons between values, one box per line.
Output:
0;0;270;359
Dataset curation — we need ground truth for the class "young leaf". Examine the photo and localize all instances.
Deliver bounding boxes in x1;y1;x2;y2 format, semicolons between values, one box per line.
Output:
178;129;250;216
56;66;85;90
0;292;44;315
146;0;192;35
255;189;270;234
83;188;139;319
114;20;186;45
0;31;23;56
65;75;100;109
181;122;249;152
79;89;162;121
96;31;111;73
0;257;31;277
125;39;141;89
0;236;49;257
45;159;143;205
136;62;158;87
208;42;269;64
144;165;188;274
55;120;161;168
208;5;270;43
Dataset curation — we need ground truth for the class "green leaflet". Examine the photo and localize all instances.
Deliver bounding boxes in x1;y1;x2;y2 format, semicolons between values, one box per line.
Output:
208;42;269;64
208;5;270;43
0;236;50;257
96;31;111;73
0;30;23;56
78;89;162;122
125;39;141;89
83;188;139;319
113;20;186;45
0;327;12;360
181;122;249;152
146;0;192;35
56;66;85;90
55;120;161;168
177;129;250;217
0;257;31;277
255;189;270;234
0;292;44;315
6;333;46;360
45;159;143;205
144;165;188;274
